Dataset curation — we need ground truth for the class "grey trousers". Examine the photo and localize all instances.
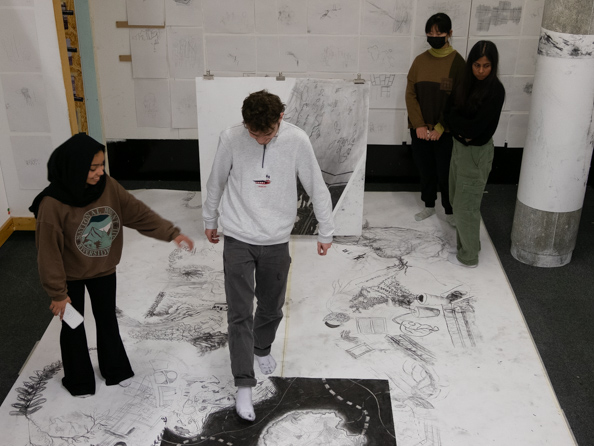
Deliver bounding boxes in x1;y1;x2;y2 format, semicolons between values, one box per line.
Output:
223;236;291;387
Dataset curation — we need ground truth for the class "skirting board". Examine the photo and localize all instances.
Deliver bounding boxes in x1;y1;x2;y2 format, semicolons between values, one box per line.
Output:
0;217;36;248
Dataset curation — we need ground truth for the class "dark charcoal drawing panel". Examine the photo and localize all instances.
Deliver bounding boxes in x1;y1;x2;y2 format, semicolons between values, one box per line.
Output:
160;377;397;445
292;180;344;235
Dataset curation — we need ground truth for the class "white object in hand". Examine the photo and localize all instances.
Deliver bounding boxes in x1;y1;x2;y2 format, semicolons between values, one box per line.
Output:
63;303;84;329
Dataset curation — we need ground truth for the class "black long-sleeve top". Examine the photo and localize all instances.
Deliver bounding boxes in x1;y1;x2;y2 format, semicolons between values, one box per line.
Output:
445;80;505;147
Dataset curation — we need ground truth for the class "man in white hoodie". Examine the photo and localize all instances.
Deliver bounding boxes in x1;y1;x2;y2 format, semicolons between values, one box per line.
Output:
203;90;334;421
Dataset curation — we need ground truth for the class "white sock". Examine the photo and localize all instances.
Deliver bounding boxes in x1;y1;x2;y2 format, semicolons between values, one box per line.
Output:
119;377;133;388
255;354;276;375
236;386;255;421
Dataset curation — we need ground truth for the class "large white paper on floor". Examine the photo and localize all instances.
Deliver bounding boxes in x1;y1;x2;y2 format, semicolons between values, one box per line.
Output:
196;76;370;236
0;7;41;72
1;73;50;132
0;191;576;445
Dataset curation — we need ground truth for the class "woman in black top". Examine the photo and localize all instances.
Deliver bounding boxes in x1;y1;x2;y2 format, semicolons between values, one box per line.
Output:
446;41;505;267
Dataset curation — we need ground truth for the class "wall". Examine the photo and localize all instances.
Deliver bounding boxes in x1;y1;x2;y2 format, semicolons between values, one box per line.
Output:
0;165;9;227
0;0;72;217
91;0;544;147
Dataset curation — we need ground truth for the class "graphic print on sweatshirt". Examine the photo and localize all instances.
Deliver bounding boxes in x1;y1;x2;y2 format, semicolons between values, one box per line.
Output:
75;206;121;257
254;174;271;188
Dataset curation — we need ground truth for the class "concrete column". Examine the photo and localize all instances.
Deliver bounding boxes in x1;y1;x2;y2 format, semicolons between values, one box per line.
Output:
510;0;594;267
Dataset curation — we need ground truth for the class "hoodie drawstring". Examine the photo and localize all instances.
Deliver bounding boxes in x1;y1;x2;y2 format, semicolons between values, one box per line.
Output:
262;144;266;168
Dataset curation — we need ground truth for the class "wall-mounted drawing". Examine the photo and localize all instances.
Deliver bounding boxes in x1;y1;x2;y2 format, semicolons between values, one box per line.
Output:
470;0;523;36
205;35;257;72
368;109;407;145
167;27;204;79
0;8;41;72
10;135;53;190
307;36;359;72
360;36;411;73
135;79;171;127
170;79;197;129
126;0;165;26
255;0;307;34
165;0;203;27
1;73;50;132
506;112;529;147
202;0;255;34
130;28;169;79
307;0;360;35
362;0;413;35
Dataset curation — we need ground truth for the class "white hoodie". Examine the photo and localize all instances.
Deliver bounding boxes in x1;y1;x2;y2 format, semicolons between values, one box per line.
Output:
203;120;334;245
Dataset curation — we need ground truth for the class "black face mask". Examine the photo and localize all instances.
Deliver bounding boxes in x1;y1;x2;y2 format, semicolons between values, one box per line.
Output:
427;36;447;49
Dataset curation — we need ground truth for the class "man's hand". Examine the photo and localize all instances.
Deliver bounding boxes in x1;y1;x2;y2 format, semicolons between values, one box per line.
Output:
50;297;72;320
416;126;429;140
205;228;220;244
428;130;442;141
174;233;194;250
317;242;332;256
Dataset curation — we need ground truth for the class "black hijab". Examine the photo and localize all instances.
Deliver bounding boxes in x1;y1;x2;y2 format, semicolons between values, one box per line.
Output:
29;133;107;217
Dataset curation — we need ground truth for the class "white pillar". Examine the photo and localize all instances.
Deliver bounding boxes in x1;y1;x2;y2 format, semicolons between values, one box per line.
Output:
511;0;594;267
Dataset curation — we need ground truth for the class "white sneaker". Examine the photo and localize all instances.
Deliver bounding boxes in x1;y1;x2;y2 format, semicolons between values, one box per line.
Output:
445;214;456;227
118;378;133;387
447;253;477;268
414;208;436;221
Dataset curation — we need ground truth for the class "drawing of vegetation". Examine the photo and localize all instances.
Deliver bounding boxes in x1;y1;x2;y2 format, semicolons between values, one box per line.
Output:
10;361;61;417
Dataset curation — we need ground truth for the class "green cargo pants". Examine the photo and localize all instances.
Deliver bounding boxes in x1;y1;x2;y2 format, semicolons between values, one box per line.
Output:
449;138;494;266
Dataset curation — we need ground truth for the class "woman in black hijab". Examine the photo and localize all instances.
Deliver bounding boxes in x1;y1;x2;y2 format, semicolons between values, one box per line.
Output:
31;133;193;397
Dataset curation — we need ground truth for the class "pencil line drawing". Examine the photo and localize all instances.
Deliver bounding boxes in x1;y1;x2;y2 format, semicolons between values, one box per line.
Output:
366;0;410;33
475;1;522;32
370;73;396;98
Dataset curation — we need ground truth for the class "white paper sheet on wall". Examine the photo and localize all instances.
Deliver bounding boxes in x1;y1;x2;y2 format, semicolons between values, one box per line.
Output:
126;0;165;26
135;79;171;128
521;0;545;36
306;0;360;35
516;38;539;75
361;0;413;35
469;0;523;36
1;73;50;132
359;36;411;73
165;0;203;27
255;0;306;34
256;36;309;73
0;8;41;72
307;36;359;72
0;0;33;6
202;0;255;34
167;27;204;79
365;73;406;109
205;35;256;72
368;109;406;145
130;28;169;79
415;0;472;37
170;79;197;129
10;135;52;190
507;113;529;147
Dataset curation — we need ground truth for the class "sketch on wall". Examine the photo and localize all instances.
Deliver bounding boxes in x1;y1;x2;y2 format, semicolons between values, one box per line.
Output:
415;0;472;37
197;76;369;237
167;27;204;79
205;35;257;72
360;36;411;73
0;7;41;72
170;79;197;129
255;0;307;34
202;0;255;34
130;28;169;79
10;135;52;190
256;36;309;73
361;0;413;35
135;79;171;127
1;73;50;132
126;0;165;26
165;0;203;27
306;0;360;35
307;36;359;72
470;0;523;36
